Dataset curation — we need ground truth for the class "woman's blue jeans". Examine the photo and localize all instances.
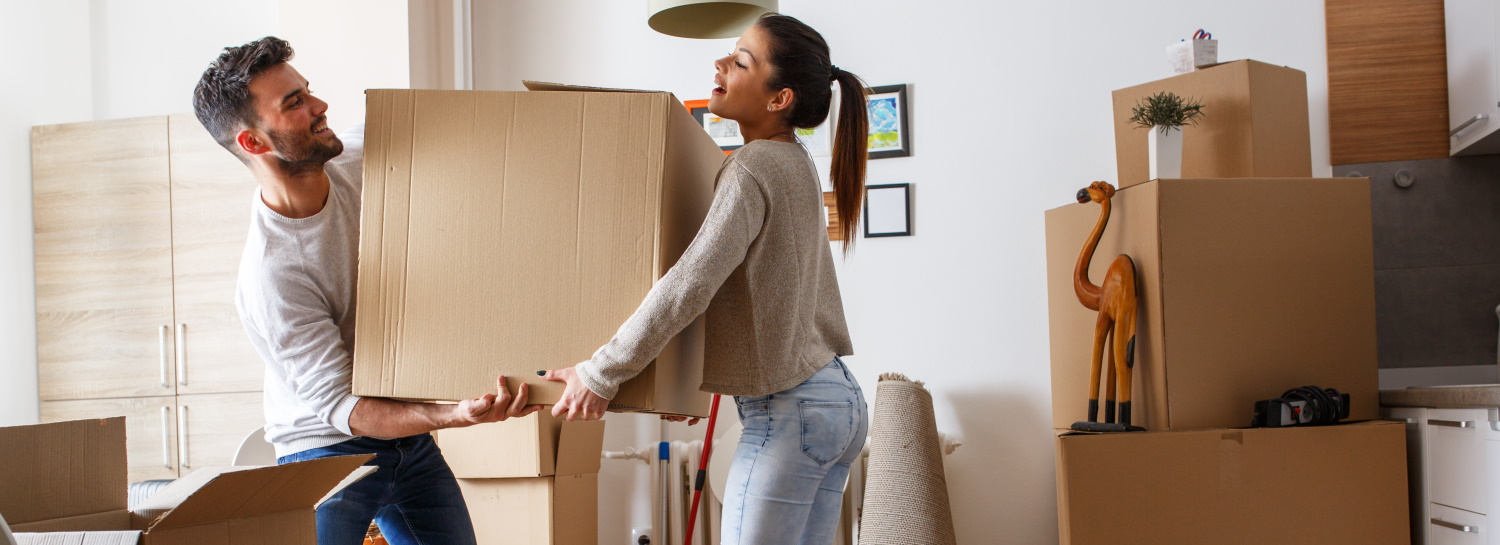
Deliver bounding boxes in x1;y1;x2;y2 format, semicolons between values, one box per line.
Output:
721;357;869;545
278;433;477;545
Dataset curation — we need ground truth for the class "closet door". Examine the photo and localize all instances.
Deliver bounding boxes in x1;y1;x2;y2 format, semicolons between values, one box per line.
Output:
33;117;177;400
167;114;263;394
176;392;265;471
40;396;179;482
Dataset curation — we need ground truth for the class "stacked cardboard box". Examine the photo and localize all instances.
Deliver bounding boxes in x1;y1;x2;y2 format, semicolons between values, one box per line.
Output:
0;418;373;545
1044;63;1409;544
352;83;725;418
435;413;606;545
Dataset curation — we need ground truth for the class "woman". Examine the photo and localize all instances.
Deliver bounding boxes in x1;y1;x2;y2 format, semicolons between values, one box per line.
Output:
542;13;870;543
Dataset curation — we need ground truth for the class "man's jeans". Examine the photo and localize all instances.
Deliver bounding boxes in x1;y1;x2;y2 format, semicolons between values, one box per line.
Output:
278;433;477;545
721;357;870;545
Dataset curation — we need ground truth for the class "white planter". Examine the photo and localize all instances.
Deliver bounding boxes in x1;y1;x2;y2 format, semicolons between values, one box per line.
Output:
1148;126;1183;180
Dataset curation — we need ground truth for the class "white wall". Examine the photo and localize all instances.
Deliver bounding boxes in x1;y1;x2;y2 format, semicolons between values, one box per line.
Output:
473;1;1332;543
280;0;410;133
0;0;95;427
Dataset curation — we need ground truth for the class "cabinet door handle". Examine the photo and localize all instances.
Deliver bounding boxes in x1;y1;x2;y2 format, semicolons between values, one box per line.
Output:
158;325;170;388
1451;114;1490;136
160;405;173;469
178;404;189;470
1432;518;1480;533
1429;419;1475;428
176;323;187;387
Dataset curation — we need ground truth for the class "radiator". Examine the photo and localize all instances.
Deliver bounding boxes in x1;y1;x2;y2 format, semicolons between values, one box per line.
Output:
605;434;959;545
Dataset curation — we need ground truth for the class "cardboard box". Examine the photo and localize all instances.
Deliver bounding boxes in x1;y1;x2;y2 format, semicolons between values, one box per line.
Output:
353;83;723;417
1044;178;1378;431
2;418;374;545
456;474;598;545
1113;60;1311;188
435;412;605;478
1054;421;1409;545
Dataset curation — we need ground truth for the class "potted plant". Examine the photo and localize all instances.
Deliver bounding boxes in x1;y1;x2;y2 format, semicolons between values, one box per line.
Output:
1128;91;1205;180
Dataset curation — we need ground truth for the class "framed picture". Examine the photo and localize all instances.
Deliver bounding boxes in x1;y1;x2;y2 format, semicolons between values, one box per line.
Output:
796;119;833;157
864;183;912;237
684;99;739;154
866;84;911;159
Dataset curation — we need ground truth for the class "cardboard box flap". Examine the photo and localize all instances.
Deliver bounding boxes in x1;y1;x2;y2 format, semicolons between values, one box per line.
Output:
521;81;657;94
0;418;126;525
316;465;379;509
134;454;373;532
13;530;142;545
555;420;607;476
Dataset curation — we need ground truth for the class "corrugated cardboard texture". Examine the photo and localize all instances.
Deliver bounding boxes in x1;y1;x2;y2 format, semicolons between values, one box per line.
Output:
1054;421;1408;545
1112;60;1312;187
0;418;126;525
10;512;130;533
1045;179;1379;430
133;454;372;532
437;413;605;478
457;474;599;545
355;88;718;417
139;510;313;545
14;531;140;545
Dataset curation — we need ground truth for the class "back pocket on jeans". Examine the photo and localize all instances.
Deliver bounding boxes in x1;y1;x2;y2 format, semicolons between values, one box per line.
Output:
799;401;855;465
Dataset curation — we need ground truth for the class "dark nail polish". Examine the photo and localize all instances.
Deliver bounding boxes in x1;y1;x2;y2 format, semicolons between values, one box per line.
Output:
536;370;545;376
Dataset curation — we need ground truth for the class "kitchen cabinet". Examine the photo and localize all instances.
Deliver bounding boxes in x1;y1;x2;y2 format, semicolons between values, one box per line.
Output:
33;114;265;482
1386;404;1500;545
40;392;263;482
1445;0;1500;155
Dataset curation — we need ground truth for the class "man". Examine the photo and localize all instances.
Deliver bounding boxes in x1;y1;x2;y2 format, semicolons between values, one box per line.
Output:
193;36;536;545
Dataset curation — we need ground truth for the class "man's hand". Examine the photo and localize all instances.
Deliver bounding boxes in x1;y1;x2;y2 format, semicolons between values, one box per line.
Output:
454;376;541;427
541;366;610;421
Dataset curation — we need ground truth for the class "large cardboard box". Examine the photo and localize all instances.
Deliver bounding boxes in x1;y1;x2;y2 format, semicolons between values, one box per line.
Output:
1044;178;1378;431
353;83;722;417
1054;421;1409;545
1;418;374;545
1113;60;1311;188
457;474;598;545
435;413;605;478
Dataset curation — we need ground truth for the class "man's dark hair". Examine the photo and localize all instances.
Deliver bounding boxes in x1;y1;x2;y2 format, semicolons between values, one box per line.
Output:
192;36;294;154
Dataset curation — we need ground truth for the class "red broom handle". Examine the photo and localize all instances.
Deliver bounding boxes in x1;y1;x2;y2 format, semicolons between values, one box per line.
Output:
682;394;722;545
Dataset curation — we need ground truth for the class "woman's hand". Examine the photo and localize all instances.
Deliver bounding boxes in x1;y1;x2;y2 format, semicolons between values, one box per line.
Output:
660;415;702;425
541;366;610;421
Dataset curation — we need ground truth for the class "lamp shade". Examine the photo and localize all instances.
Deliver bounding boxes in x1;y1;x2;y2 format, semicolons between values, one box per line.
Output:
648;0;778;39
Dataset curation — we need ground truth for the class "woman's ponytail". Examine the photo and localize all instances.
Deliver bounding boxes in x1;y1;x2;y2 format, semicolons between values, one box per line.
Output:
755;13;869;253
829;69;868;251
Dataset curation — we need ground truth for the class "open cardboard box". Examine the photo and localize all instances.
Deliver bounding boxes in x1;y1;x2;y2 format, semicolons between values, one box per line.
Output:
1054;421;1408;544
1;418;375;545
353;82;722;418
436;412;606;479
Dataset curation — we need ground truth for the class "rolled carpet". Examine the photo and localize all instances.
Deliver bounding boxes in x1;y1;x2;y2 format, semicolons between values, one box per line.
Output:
858;373;957;545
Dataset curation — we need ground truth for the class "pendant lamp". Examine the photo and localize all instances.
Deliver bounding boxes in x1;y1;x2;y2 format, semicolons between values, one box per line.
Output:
648;0;778;39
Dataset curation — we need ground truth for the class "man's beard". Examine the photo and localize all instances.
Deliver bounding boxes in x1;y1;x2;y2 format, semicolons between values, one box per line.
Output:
267;124;344;173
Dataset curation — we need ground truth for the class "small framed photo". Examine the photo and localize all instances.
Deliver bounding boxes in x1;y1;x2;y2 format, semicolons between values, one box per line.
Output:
866;84;911;159
685;99;739;154
864;183;912;238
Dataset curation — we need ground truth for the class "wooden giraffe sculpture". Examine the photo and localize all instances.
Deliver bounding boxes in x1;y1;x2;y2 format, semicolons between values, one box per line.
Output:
1073;181;1140;428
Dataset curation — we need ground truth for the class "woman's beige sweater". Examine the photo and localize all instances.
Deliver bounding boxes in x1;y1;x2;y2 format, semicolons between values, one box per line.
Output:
576;139;854;398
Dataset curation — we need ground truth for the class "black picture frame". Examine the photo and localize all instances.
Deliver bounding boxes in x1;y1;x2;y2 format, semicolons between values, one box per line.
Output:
866;84;911;159
690;104;742;153
863;183;913;238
